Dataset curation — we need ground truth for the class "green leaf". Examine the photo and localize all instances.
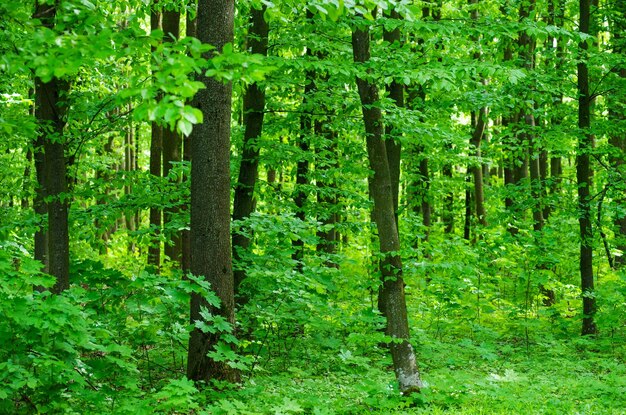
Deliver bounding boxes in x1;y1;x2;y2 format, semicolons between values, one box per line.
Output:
178;118;193;136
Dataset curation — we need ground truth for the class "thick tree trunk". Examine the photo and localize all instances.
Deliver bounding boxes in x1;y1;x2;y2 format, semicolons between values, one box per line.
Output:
232;4;269;295
352;18;423;395
162;10;183;265
187;0;238;382
148;7;162;271
34;2;70;294
577;0;597;336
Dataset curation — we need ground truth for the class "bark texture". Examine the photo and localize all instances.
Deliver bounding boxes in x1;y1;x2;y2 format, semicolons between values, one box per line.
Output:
181;2;197;274
292;41;316;270
577;0;597;336
34;1;70;293
162;9;183;264
609;0;626;267
383;9;403;221
232;4;269;295
148;7;162;271
352;18;423;394
187;0;238;382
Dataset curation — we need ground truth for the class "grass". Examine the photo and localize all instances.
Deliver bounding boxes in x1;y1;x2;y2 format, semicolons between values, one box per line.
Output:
204;334;626;415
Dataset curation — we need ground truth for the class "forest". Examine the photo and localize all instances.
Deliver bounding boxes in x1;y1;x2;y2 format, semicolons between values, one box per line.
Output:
1;0;626;413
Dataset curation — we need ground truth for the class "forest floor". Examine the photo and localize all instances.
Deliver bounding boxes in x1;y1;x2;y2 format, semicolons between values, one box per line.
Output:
210;335;626;415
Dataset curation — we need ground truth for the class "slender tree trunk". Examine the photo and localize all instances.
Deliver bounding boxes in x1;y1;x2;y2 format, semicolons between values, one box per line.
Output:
292;38;315;270
148;6;162;271
383;9;403;222
95;136;116;255
608;1;626;267
463;174;472;240
22;151;32;210
162;9;183;265
34;1;70;294
442;161;455;234
419;158;432;237
187;0;238;382
409;5;437;242
181;2;196;274
315;125;339;262
468;0;488;232
470;108;488;228
352;17;423;394
124;106;136;253
232;4;269;295
34;117;48;275
577;0;597;336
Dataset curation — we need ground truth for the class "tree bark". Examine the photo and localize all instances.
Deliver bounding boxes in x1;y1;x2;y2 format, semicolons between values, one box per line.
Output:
34;123;48;275
352;17;423;395
315;124;339;261
608;0;626;267
383;9;403;222
148;6;162;271
34;1;70;294
181;2;197;274
232;4;269;295
577;0;597;336
124;105;136;253
187;0;238;382
470;108;488;228
162;9;183;265
292;39;315;271
468;0;488;233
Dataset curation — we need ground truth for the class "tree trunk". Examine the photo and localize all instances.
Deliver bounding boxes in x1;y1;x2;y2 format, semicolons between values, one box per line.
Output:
383;9;403;222
232;4;269;295
463;174;472;240
148;6;162;271
181;2;197;274
34;123;48;275
34;1;70;294
162;9;183;265
608;0;626;267
468;0;488;232
442;160;455;234
470;108;488;228
577;0;597;336
187;0;238;383
292;41;315;271
124;105;136;253
315;125;339;262
352;17;423;395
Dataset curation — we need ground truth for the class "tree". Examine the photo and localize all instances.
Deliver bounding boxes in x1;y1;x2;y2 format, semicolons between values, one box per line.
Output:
148;4;163;271
352;12;423;394
608;0;626;268
162;9;183;265
34;0;70;294
577;0;597;336
292;17;316;271
232;3;269;295
187;0;238;382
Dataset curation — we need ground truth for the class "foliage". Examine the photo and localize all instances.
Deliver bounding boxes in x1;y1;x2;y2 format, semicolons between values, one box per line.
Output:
2;0;626;413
